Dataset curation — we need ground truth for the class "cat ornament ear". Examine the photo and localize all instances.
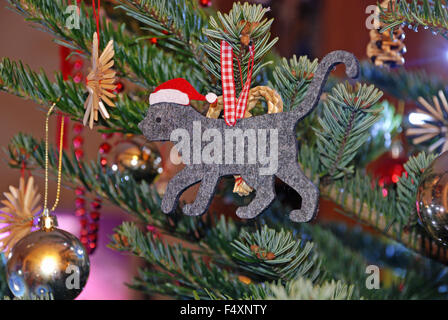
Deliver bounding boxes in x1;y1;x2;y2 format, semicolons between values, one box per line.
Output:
149;78;217;106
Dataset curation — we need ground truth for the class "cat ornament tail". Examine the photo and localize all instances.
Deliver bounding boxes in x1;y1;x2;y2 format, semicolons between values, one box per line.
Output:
139;51;359;222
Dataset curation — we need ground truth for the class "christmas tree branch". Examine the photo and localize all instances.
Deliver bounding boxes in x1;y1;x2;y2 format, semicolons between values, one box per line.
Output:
298;135;448;266
265;277;354;300
298;223;448;299
115;0;209;73
359;60;446;102
0;58;148;134
320;172;448;264
379;0;448;39
7;133;258;250
111;221;330;299
269;55;318;112
203;2;278;93
8;133;159;223
315;82;384;180
8;134;447;298
230;225;322;283
7;0;203;90
111;221;256;300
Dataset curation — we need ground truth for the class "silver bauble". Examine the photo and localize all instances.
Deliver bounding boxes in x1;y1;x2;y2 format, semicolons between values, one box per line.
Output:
417;151;448;245
6;225;90;300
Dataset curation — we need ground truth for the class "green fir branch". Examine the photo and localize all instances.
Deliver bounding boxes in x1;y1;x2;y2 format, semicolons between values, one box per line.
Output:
231;226;322;282
7;0;200;89
379;0;448;39
265;277;355;300
0;58;147;134
354;101;403;167
395;152;437;224
320;151;448;265
299;223;448;300
7;134;448;297
115;0;210;87
315;82;384;180
8;133;159;222
203;2;278;93
359;60;446;102
111;221;256;300
270;55;318;112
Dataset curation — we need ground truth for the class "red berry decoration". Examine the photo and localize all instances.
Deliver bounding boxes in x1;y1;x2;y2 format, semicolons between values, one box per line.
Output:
80;218;88;228
113;82;124;94
101;132;114;140
75;187;84;196
199;0;211;7
75;208;86;217
74;60;83;71
73;136;84;148
91;199;102;210
99;142;111;154
73;73;83;83
71;121;103;255
75;198;85;208
88;223;98;232
74;149;84;160
150;37;158;45
90;211;101;221
73;123;84;134
100;157;108;167
80;235;88;245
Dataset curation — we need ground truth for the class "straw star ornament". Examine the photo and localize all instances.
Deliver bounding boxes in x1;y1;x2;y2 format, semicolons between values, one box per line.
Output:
406;90;448;153
84;32;117;129
0;177;41;255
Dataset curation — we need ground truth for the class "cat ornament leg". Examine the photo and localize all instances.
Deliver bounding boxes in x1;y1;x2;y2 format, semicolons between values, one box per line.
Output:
139;51;360;223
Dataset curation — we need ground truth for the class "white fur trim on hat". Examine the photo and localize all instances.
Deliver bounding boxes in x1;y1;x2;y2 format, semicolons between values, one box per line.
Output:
205;92;217;104
149;89;190;105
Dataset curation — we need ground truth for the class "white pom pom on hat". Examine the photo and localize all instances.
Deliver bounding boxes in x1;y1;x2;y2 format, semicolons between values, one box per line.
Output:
205;92;218;104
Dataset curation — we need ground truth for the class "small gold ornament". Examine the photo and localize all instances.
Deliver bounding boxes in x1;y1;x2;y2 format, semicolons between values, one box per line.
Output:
84;32;117;129
406;91;448;153
0;176;41;255
6;213;90;300
112;138;162;183
366;0;406;68
6;103;90;300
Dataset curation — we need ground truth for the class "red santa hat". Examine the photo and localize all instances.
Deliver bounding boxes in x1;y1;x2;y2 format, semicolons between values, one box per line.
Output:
149;78;217;106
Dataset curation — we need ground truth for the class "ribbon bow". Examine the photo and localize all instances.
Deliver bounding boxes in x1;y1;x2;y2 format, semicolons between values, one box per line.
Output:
220;40;255;126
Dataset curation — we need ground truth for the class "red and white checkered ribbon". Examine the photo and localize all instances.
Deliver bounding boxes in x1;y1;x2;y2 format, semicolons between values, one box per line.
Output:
220;40;255;126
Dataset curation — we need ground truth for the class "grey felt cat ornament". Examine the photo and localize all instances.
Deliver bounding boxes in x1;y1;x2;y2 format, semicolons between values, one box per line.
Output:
139;50;360;222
